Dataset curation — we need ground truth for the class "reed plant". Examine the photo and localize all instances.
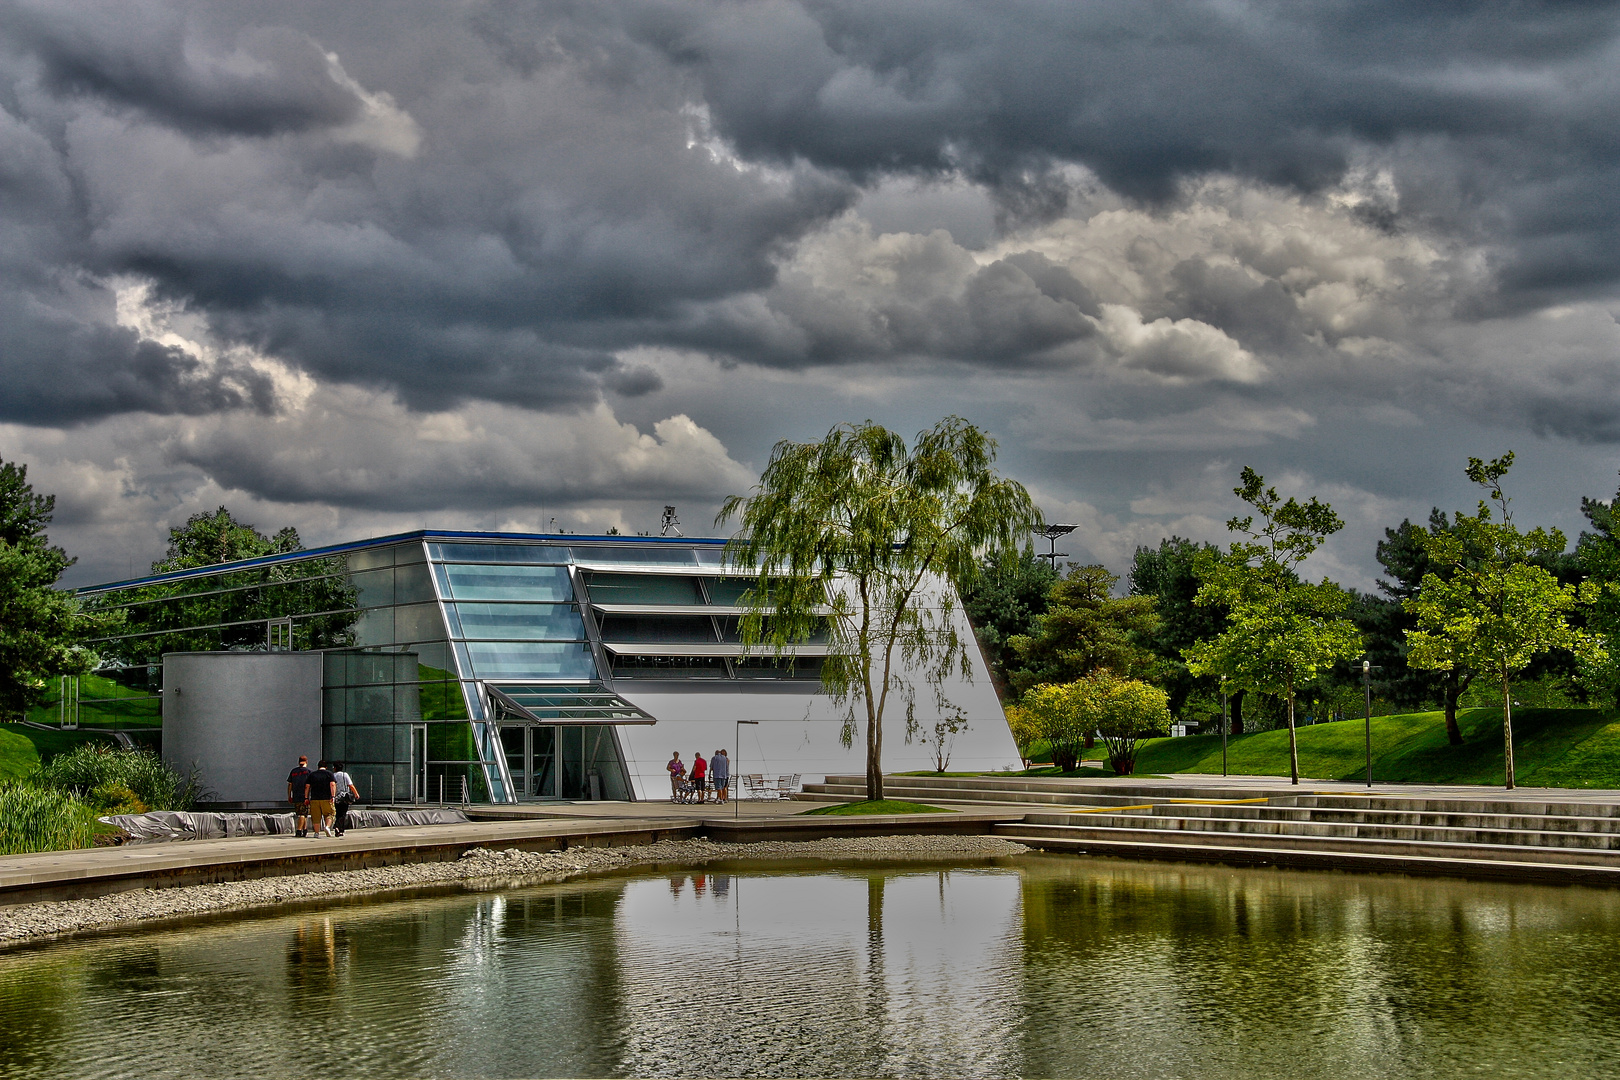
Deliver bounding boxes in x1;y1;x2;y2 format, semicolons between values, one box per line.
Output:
0;781;100;855
35;744;205;811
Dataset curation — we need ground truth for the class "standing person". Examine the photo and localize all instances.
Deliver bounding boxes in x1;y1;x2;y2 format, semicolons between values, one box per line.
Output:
711;749;730;803
287;755;312;837
667;752;684;802
331;761;358;837
307;760;337;838
691;752;708;803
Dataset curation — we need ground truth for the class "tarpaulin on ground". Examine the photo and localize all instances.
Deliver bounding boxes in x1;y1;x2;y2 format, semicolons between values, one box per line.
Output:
98;807;472;843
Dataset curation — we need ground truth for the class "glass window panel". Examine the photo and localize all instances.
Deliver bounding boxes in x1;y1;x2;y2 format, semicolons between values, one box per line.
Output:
733;655;825;680
597;614;715;643
693;547;726;566
451;603;585;641
345;546;395;571
352;607;395;647
323;687;347;725
395;601;447;643
583;573;701;605
464;641;596;680
442;603;464;639
394;562;436;604
427;722;477;762
572;545;697;566
444;564;573;601
394;542;426;564
350;567;395;609
611;654;730;679
333;724;397;764
428;542;570;564
704;578;755;605
343;686;396;724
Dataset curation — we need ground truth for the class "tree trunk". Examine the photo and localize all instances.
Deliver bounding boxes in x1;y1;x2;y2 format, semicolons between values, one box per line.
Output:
1443;686;1462;746
1502;673;1515;791
1230;690;1244;735
1286;687;1300;785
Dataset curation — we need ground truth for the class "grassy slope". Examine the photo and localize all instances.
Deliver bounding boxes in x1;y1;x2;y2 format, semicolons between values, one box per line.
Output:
1127;707;1620;787
0;726;122;780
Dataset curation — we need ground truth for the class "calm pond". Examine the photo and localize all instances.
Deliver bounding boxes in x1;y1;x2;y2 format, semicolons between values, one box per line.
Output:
3;853;1619;1079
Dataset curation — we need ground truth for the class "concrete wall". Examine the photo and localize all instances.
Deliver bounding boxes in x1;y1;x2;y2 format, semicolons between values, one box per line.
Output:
162;652;324;806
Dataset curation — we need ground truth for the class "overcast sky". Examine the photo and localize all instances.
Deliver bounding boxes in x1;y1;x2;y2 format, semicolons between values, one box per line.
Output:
4;1;1620;589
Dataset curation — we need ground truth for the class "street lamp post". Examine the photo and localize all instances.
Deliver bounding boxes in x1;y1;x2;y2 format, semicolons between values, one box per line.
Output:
1362;659;1373;788
735;720;759;819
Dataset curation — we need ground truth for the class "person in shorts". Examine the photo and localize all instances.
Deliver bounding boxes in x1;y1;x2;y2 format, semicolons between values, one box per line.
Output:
690;752;708;803
287;756;312;837
710;748;730;803
331;761;358;836
306;760;337;838
667;752;685;801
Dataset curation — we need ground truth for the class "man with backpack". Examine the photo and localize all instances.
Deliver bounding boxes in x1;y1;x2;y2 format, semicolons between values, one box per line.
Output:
287;756;312;838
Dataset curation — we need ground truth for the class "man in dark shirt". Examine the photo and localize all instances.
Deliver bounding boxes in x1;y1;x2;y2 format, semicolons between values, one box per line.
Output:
307;761;337;839
287;756;312;838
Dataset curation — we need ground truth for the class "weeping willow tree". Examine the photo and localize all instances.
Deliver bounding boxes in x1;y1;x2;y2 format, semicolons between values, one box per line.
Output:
718;418;1041;800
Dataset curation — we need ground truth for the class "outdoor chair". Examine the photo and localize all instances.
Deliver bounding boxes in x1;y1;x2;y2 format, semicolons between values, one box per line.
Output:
775;774;801;799
741;774;772;799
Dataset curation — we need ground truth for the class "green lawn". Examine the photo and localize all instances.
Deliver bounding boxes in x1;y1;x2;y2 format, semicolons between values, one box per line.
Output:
1120;707;1620;787
803;799;953;815
0;725;123;780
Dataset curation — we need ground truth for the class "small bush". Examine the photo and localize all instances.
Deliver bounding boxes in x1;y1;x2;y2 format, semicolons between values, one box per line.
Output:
36;744;205;811
0;781;100;855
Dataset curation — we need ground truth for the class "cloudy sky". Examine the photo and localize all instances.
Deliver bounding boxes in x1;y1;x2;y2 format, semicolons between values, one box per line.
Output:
4;1;1620;589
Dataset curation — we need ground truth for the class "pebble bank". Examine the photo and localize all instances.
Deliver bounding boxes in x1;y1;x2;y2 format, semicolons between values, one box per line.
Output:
0;834;1029;946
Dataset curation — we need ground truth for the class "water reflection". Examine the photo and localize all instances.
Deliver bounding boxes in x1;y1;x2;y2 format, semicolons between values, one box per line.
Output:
1;856;1619;1078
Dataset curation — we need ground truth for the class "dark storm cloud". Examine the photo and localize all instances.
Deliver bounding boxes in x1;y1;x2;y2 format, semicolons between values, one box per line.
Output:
3;0;1620;435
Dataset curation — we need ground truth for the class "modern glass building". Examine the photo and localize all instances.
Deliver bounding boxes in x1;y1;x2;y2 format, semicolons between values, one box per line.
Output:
79;531;1018;804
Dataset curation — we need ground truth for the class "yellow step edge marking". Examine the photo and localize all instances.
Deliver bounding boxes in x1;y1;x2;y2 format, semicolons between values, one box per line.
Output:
1163;797;1272;805
1070;804;1154;814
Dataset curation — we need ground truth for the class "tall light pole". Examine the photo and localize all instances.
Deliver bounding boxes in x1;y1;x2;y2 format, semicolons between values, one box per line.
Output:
735;719;759;818
1362;659;1374;788
1037;524;1077;570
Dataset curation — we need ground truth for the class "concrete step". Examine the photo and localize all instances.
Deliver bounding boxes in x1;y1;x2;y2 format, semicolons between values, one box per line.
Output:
990;826;1620;886
1019;811;1620;852
803;781;1147;809
997;821;1620;868
1103;802;1620;835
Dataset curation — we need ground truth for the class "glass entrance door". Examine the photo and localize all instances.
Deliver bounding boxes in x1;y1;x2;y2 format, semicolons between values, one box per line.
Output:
500;724;558;799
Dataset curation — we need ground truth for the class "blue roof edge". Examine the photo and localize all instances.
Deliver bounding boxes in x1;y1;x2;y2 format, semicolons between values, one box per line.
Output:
76;529;731;596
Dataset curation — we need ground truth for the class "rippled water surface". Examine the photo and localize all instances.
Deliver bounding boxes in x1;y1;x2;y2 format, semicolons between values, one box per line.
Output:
4;854;1620;1078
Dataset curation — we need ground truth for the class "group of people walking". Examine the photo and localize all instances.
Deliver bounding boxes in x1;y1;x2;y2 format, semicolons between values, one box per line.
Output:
666;749;731;803
286;756;360;837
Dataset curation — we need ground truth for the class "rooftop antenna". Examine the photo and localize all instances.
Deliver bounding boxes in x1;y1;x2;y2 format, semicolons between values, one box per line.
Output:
661;505;683;537
1037;523;1076;569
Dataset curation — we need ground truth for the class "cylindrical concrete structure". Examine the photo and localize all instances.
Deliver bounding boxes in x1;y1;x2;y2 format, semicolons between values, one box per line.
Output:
162;652;324;807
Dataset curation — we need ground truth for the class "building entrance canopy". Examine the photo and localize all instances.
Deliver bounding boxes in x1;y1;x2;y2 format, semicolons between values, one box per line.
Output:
485;683;657;726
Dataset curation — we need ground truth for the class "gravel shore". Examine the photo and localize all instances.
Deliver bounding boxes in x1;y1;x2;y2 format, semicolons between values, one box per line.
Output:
0;834;1029;946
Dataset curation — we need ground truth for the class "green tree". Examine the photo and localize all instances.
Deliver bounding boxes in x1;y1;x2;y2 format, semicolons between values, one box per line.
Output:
1084;672;1171;776
1576;474;1620;706
1357;512;1474;744
959;543;1058;698
1019;681;1090;771
95;508;356;663
1185;467;1364;784
1005;564;1159;699
1406;453;1605;789
718;417;1041;800
1129;536;1231;726
0;457;116;719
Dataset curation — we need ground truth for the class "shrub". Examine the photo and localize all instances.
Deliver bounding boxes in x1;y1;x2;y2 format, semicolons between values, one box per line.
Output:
0;781;100;855
36;744;204;811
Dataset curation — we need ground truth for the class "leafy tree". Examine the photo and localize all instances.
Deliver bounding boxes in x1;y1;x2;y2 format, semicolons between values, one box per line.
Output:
718;417;1041;800
1576;474;1620;706
1019;681;1091;771
95;508;356;663
1185;467;1365;785
1406;454;1604;789
0;457;117;719
1084;672;1171;776
1356;512;1474;744
1005;564;1159;699
1129;536;1232;726
959;543;1058;698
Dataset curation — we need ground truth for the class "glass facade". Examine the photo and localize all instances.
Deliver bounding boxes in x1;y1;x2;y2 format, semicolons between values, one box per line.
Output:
77;532;825;803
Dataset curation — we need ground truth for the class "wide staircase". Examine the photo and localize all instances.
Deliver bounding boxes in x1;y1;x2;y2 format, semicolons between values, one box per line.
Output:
804;774;1620;883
